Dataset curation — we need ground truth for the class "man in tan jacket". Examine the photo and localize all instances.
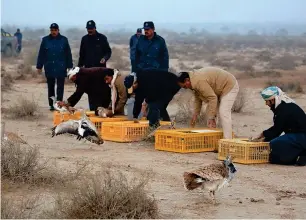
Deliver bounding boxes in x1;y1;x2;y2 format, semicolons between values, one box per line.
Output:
177;67;239;139
104;70;128;117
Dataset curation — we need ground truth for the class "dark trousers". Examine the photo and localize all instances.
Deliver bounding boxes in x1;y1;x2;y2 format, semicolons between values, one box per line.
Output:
160;100;171;121
47;77;65;107
147;99;169;127
269;133;306;165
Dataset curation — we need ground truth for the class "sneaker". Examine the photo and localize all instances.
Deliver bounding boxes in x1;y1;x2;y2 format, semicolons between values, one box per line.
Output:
49;106;55;111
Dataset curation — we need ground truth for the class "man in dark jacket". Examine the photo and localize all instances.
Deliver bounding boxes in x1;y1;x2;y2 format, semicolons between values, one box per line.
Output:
252;86;306;166
78;20;112;110
14;28;22;53
133;21;169;72
78;20;112;68
36;23;73;111
57;67;111;112
129;28;142;72
124;70;181;128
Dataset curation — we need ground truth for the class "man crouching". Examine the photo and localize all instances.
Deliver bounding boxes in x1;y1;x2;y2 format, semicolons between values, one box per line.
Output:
252;86;306;166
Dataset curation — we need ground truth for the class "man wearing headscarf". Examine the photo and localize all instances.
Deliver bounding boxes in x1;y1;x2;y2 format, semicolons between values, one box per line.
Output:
252;86;306;166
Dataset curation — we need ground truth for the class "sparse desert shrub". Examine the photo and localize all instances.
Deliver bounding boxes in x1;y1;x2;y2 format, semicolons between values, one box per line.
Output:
245;70;281;78
175;91;208;125
255;50;272;62
232;60;254;72
265;81;304;93
1;140;42;182
1;74;14;91
232;89;246;113
269;55;297;70
1;195;39;219
49;170;158;219
9;96;39;118
1;139;87;186
109;47;130;71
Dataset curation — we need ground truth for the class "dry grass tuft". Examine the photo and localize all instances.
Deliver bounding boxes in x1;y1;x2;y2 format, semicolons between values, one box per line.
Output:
1;195;39;219
109;47;130;71
1;139;87;187
175;90;208;125
1;73;14;91
9;96;39;118
232;89;247;113
48;170;159;219
1;139;44;183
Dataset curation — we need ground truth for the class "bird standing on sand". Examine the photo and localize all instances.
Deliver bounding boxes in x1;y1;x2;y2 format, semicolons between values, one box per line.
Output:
183;156;237;205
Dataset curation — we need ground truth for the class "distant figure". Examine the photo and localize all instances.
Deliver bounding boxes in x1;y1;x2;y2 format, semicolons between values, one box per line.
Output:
14;28;22;53
134;21;169;72
36;23;73;111
78;20;112;110
129;28;142;72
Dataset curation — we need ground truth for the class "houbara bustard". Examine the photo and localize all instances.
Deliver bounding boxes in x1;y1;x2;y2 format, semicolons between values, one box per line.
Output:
183;156;237;205
51;110;103;145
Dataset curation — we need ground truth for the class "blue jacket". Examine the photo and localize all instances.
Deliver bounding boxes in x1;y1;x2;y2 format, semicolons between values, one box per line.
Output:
129;34;140;61
36;34;73;78
14;32;22;45
134;32;169;71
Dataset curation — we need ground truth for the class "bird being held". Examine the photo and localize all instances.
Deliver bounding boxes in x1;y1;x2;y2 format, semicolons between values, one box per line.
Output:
51;110;103;145
96;107;109;118
183;155;237;205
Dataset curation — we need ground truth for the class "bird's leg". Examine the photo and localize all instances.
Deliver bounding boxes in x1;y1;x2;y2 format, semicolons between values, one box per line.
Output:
209;191;216;205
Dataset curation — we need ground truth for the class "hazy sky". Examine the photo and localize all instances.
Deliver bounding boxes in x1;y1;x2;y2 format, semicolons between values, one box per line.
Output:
1;0;306;28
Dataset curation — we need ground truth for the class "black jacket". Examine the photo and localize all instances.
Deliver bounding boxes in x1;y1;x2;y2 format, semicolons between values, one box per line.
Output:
67;67;111;110
263;101;306;141
78;31;112;68
133;70;181;118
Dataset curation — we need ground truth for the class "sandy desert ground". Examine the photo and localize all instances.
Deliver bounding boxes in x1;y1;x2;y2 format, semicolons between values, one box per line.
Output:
1;33;306;218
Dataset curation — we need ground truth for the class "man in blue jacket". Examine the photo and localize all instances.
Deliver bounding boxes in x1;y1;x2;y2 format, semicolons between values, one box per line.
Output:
36;23;73;111
129;28;142;72
134;21;169;72
14;28;22;53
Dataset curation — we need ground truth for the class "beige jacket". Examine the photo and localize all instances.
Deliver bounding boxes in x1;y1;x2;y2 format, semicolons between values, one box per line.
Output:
189;67;236;119
113;74;128;115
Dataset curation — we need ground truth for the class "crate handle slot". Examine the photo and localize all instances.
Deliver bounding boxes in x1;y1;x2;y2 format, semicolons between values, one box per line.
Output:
166;136;173;143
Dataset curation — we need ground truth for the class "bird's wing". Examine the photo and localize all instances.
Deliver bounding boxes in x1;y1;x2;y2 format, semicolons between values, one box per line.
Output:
52;120;79;137
183;172;204;190
191;163;227;181
82;118;99;135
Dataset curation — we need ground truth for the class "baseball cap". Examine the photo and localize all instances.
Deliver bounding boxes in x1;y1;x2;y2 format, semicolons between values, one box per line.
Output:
143;21;155;30
86;20;96;29
137;28;142;33
124;73;137;94
50;23;59;29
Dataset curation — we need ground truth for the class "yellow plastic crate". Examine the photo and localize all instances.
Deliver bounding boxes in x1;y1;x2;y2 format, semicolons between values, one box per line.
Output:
218;138;270;164
155;128;224;153
53;111;129;126
101;120;171;142
89;116;129;134
53;111;82;125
